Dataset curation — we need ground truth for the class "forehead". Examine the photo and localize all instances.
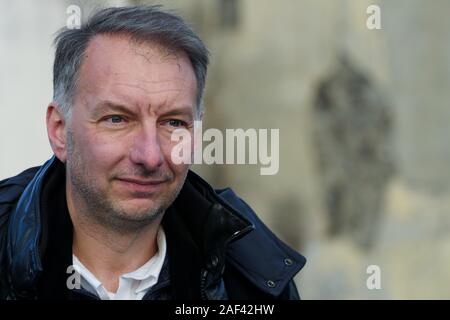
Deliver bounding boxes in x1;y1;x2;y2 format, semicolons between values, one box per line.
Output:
76;34;197;113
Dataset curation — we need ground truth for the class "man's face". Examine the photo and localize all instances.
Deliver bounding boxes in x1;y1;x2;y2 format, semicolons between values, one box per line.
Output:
65;35;197;230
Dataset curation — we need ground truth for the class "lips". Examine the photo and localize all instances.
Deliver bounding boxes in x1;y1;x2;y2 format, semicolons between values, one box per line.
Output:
118;178;166;185
116;177;166;194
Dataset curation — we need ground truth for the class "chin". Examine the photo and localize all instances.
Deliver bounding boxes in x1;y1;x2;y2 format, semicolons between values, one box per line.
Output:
116;199;164;217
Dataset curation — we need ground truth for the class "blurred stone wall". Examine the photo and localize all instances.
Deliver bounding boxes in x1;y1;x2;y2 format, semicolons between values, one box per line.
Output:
167;0;450;299
0;0;62;176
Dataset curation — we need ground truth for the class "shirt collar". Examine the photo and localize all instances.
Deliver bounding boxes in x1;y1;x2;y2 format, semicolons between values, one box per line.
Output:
121;227;167;293
72;226;167;298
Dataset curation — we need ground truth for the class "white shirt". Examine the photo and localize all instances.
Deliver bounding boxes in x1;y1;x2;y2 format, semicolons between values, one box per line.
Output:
72;227;167;300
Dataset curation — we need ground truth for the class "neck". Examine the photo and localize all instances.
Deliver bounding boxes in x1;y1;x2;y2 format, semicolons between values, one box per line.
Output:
67;186;161;293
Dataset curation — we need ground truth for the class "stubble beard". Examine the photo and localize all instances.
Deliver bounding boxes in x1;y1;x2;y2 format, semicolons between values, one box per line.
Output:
65;128;185;235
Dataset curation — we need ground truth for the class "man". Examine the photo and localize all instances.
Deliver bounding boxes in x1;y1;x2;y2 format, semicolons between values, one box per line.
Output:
0;5;305;300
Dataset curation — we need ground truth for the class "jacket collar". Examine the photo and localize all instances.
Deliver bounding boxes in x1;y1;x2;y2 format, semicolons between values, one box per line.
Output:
6;157;55;296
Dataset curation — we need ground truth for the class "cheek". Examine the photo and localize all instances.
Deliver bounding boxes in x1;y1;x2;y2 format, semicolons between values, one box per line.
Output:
170;163;190;181
78;132;127;166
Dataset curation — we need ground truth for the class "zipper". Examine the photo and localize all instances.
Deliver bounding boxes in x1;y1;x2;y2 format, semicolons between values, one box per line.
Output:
200;269;208;300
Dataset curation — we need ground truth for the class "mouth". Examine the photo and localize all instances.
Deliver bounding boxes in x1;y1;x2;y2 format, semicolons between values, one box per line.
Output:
115;177;167;194
118;178;166;185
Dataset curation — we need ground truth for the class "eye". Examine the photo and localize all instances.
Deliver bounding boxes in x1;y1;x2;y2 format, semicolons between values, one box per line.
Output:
167;119;187;127
104;115;126;124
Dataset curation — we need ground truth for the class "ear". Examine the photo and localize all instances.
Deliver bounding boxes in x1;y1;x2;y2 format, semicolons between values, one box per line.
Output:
46;103;68;163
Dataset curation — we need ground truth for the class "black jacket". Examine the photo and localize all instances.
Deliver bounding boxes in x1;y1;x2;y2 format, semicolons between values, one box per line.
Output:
0;156;306;300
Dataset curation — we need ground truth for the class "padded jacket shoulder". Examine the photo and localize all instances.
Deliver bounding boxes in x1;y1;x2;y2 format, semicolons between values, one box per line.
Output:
0;167;40;298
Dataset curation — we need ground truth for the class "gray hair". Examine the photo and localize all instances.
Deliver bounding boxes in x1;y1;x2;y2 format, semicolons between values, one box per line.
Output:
53;5;209;120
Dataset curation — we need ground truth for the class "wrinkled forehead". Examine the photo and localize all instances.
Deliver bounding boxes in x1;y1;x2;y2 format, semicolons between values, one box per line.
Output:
79;34;193;84
74;34;197;112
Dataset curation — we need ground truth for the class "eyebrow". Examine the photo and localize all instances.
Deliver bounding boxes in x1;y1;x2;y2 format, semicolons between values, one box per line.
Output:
91;101;195;119
160;107;195;119
91;101;136;119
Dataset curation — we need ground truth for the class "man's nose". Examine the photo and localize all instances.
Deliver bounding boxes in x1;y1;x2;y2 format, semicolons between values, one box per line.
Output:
129;123;164;171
